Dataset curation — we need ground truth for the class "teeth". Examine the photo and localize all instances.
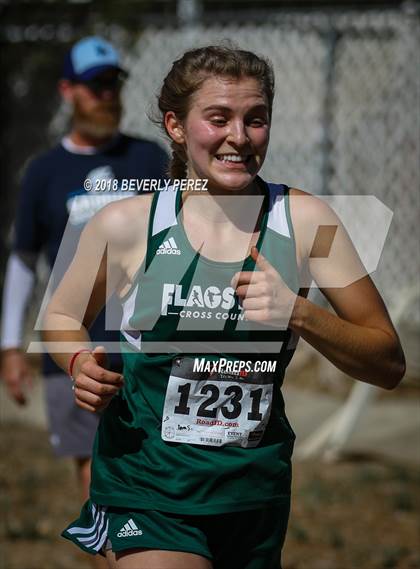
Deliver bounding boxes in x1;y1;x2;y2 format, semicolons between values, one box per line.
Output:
217;154;247;163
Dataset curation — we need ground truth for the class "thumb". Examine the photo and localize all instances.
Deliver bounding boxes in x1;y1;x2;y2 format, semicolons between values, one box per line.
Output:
251;246;273;272
91;346;109;369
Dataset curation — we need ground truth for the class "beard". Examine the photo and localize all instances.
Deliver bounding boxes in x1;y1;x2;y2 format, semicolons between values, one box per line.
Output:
73;98;122;140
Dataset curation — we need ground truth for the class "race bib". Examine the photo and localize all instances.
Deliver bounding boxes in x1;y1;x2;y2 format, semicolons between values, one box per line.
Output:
161;357;275;448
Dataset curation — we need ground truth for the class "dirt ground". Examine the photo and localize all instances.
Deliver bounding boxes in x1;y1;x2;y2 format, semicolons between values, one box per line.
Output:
1;345;419;568
0;420;419;569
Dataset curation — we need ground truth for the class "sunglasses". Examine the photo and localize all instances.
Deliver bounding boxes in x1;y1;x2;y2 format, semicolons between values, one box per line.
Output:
77;71;128;95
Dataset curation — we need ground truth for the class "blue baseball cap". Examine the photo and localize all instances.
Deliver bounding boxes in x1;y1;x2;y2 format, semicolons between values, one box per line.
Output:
62;36;125;81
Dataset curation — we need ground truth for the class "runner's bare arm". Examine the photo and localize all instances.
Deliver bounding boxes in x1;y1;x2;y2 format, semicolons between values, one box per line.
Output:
42;195;150;410
289;189;405;389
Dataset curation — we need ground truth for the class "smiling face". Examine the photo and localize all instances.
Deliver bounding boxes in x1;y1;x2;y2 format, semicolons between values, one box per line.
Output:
166;75;271;193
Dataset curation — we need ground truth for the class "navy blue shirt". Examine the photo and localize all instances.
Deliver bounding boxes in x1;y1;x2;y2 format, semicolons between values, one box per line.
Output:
14;133;168;374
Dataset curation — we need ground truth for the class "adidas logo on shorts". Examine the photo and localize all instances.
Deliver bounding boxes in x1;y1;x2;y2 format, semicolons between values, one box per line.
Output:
157;237;181;255
117;519;143;537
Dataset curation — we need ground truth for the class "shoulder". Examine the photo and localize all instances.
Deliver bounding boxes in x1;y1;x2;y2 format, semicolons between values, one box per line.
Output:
289;187;328;212
19;145;64;201
289;187;339;226
288;187;342;261
88;193;154;250
22;144;63;181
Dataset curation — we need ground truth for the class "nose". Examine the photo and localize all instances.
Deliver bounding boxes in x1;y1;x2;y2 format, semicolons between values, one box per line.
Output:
99;89;118;101
226;119;249;146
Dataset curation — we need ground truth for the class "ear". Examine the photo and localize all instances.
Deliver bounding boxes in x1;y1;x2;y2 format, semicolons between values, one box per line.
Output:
58;79;75;103
165;111;185;144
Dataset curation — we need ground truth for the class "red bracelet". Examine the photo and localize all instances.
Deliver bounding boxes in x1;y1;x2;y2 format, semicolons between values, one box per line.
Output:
68;349;91;380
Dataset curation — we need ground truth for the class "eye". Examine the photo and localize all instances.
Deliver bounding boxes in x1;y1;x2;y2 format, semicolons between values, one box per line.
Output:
248;117;268;127
209;117;227;126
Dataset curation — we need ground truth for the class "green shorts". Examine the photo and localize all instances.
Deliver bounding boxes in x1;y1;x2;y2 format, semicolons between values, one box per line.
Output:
62;499;291;569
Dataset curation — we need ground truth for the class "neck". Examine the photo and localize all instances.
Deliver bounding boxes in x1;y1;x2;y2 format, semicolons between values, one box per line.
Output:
68;128;116;148
181;179;265;227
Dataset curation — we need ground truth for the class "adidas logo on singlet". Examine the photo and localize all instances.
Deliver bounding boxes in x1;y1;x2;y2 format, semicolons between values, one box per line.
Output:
157;237;181;255
117;519;143;537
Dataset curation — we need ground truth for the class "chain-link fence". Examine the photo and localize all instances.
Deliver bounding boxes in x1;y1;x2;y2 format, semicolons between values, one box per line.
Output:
40;5;420;372
117;8;419;322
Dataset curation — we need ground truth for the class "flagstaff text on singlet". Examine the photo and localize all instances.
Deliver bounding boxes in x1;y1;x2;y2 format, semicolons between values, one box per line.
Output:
161;283;246;321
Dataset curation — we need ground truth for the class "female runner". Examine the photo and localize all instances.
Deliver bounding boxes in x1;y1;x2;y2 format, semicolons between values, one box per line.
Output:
44;45;405;569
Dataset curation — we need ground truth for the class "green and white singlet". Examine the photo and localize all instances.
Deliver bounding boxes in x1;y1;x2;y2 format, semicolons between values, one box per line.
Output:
90;178;300;515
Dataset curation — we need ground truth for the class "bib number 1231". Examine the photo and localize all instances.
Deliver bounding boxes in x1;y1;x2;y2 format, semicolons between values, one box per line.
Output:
161;358;274;448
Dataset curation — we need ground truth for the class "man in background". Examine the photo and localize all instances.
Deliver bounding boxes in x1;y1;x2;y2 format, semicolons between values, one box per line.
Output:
0;36;167;565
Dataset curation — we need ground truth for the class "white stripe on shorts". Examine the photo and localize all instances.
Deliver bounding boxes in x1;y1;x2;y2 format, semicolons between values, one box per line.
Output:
67;503;109;552
67;503;100;535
